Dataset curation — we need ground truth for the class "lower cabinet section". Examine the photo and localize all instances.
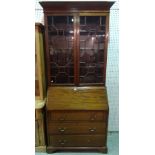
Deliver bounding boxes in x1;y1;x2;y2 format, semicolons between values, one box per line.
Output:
48;135;106;147
45;86;109;153
46;110;108;153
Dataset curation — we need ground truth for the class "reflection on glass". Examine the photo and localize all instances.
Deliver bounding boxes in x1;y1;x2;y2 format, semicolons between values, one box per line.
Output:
47;16;74;84
79;16;106;83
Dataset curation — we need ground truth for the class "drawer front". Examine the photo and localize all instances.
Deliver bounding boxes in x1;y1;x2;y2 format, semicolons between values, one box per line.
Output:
47;111;108;122
48;122;107;134
48;135;106;147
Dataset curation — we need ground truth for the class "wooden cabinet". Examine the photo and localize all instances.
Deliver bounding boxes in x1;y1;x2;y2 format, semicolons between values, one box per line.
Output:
35;23;46;152
40;1;114;153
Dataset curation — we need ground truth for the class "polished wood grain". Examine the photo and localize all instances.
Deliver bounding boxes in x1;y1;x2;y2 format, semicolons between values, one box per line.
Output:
47;86;108;110
47;110;108;122
40;1;114;12
47;122;107;135
45;86;109;153
39;1;114;153
48;135;106;147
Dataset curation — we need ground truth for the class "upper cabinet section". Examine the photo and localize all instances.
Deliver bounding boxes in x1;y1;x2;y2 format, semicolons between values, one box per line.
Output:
40;1;114;86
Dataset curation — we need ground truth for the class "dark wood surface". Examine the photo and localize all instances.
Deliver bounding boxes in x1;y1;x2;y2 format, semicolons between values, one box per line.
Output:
47;86;108;110
46;86;109;153
44;14;51;86
40;1;114;12
39;1;114;153
47;110;108;122
40;1;113;86
46;146;108;153
48;135;106;147
47;122;107;134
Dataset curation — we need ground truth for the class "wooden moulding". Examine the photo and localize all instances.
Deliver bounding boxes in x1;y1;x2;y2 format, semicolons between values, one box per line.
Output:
46;146;108;153
39;1;115;12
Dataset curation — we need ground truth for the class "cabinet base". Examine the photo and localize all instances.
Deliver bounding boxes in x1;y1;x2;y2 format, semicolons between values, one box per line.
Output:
47;146;108;153
35;146;46;152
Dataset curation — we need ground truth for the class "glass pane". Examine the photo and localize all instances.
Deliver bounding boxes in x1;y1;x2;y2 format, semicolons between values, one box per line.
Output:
47;16;74;84
79;16;106;83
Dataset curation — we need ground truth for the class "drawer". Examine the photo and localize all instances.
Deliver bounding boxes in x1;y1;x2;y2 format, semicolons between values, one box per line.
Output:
48;122;107;134
47;111;108;122
48;135;106;147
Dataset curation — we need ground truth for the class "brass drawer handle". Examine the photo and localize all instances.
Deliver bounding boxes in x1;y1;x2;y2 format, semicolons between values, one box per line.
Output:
59;139;67;145
89;128;96;132
90;117;95;121
58;127;66;132
90;114;97;121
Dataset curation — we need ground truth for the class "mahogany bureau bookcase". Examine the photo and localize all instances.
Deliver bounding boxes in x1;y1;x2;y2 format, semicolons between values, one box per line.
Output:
40;1;114;153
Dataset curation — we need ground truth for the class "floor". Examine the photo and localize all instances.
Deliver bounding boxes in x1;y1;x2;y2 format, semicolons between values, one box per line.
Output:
35;132;119;155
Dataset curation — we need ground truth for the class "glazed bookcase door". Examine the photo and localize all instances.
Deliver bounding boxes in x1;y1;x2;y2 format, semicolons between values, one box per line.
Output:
47;15;75;84
79;14;106;85
46;13;108;86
